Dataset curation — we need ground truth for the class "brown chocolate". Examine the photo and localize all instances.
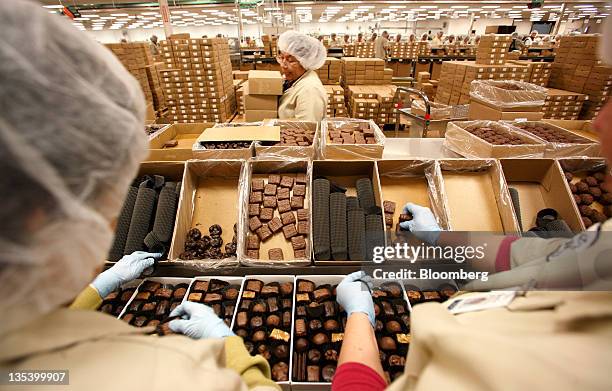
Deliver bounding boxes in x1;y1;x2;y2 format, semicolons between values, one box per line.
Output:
249;192;263;204
297;280;315;292
263;195;277;208
280;176;294;188
256;225;273;241
249;203;260;216
247;234;260;250
297;208;309;221
291;235;307;250
293;184;306;197
236;312;248;328
281;211;296;225
259;207;274;221
383;200;396;214
264;183;277;196
251;178;265;191
296;318;307;336
280;282;293;296
247;250;259;258
290;196;304;210
268;174;281;185
282;224;298;239
295;173;307;184
277;187;290;200
249;216;263;232
277;199;292;213
268;248;284;261
272;362;289;382
294;249;307;258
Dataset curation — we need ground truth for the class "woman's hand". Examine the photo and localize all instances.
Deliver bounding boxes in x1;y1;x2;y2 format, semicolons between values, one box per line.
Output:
92;251;161;297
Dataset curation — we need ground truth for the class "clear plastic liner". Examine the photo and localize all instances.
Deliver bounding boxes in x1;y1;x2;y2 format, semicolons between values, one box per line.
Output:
469;80;547;109
319;117;386;160
558;157;608;174
375;160;450;230
410;100;452;120
238;157;313;267
444;120;546;159
437;159;520;233
255;119;319;160
166;159;247;270
504;120;601;158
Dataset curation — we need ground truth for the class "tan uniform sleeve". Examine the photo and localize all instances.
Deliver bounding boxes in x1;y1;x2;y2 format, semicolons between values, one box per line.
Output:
224;336;280;391
69;284;103;310
294;85;327;122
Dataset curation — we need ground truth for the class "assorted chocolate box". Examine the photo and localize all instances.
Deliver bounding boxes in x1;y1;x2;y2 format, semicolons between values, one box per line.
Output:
185;277;243;326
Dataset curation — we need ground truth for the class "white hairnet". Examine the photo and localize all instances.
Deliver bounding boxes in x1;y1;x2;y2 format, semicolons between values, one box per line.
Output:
0;0;148;335
278;31;327;71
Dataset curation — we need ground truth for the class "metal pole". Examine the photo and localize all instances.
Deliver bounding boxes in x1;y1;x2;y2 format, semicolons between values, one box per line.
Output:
159;0;173;38
236;0;243;42
552;3;566;36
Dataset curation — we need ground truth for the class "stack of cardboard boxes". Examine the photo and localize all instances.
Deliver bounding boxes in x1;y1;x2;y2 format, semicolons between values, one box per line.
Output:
509;61;552;87
261;35;278;58
343;43;356;57
543;88;587;120
346;85;396;127
158;37;236;123
324;85;347;117
435;61;529;105
418;42;430;57
316;58;342;84
388;42;419;59
105;42;154;104
243;70;283;122
416;72;436;99
355;42;376;58
145;62;167;113
549;34;612;119
341;58;393;85
475;35;511;65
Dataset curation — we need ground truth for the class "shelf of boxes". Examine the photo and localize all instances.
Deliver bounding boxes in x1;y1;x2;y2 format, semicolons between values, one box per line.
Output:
346;85;397;127
475;35;512;65
341;58;393;85
105;42;154;104
324;85;347;118
316;57;342;85
543;88;587;120
343;43;356;57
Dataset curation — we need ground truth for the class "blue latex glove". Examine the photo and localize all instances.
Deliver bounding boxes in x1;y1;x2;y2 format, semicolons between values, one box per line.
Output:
400;203;441;245
336;271;375;327
92;251;161;298
169;301;234;339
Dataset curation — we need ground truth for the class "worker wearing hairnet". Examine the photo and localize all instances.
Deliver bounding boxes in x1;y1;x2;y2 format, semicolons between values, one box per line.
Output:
276;31;328;122
0;1;278;390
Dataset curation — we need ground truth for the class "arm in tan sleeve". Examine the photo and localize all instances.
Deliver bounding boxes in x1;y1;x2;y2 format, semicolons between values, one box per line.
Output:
224;336;281;391
294;86;327;122
69;284;103;310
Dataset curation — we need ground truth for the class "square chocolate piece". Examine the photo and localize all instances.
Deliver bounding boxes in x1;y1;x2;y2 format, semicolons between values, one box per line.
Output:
294;249;307;258
193;281;209;292
259;207;274;221
277;199;291;213
247;250;259;259
251;178;265;191
383;200;396;214
188;292;202;302
293;184;306;197
263;196;276;208
281;211;296;225
280;176;294;188
399;213;413;222
295;173;307;184
291;235;306;250
247;234;260;250
277;187;290;200
249;192;263;204
249;216;263;232
297;220;309;235
268;217;283;233
297;208;308;221
249;203;260;216
256;225;273;241
268;174;281;185
282;223;297;239
290;196;304;210
268;248;284;261
264;183;277;196
384;213;393;227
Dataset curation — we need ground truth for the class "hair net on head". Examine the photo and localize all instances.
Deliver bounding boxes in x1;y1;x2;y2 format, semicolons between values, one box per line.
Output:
0;0;148;336
278;31;327;71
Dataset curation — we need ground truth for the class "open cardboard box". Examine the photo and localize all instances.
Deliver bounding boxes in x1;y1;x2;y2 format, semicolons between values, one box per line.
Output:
444;121;545;159
320;118;385;160
256;119;320;160
543;119;598;143
168;159;246;267
438;159;520;233
504;120;600;158
118;277;194;321
500;159;583;233
468;101;544;121
182;276;245;329
192;125;277;160
147;123;214;161
558;157;610;231
311;160;386;265
237;275;295;391
239;159;312;267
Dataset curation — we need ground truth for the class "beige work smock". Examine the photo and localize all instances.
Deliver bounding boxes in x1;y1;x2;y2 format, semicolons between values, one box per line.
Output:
386;290;612;391
0;309;268;391
278;70;327;123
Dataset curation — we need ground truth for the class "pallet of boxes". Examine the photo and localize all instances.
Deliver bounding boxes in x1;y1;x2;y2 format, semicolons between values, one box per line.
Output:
158;36;236;124
243;70;283;122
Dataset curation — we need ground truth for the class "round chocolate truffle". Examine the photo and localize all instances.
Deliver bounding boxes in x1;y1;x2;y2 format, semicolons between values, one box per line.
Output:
235;328;248;339
312;332;329;345
590;187;602;198
295;337;309;352
244;341;255;354
592;211;607;223
252;330;266;342
374;303;381;317
273;344;289;359
266;314;280;327
224;287;239;301
323;319;339;331
308;349;321;364
257;344;272;360
586;176;598;187
379;336;397;351
601;193;612;205
576;181;589;193
250;316;263;329
579;205;595;217
573;194;582;205
209;224;222;236
321;365;336;382
564;172;573;182
580;194;595;205
272;362;289;382
252;301;267;313
279;282;293;296
375;320;384;332
386;320;402;333
324;349;338;362
569;184;578;194
309;319;322;332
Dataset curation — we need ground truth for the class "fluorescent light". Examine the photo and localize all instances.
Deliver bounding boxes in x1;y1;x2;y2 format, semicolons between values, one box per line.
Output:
451;6;469;9
111;13;128;16
482;6;499;9
420;5;438;9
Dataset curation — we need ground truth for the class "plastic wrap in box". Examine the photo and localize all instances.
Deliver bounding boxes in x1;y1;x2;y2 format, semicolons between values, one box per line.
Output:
444;120;546;159
504;120;601;158
167;159;246;269
320;118;385;160
238;158;312;267
437;159;520;233
469;80;547;110
256;120;319;160
410;100;452;120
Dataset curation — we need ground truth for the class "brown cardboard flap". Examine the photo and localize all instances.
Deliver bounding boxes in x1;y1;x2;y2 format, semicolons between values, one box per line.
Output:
197;126;281;143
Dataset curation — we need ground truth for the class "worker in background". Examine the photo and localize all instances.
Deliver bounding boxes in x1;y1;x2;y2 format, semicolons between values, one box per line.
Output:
374;30;390;60
431;31;444;45
444;34;456;45
524;30;540;46
149;35;159;56
509;32;524;51
330;33;342;47
318;35;324;43
370;32;378;42
276;31;327;122
409;33;417;43
395;34;402;43
332;17;612;390
468;31;477;44
427;30;433;40
0;2;279;390
462;35;470;45
343;34;351;45
356;32;364;43
420;32;429;42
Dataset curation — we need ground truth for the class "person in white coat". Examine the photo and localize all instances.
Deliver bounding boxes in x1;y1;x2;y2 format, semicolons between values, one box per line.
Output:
277;31;328;122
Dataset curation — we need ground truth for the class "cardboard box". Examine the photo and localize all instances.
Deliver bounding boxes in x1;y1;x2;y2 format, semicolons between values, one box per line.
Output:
311;160;386;265
193;125;279;159
255;120;319;160
239;159;312;266
243;82;278;111
147;122;213;161
247;70;283;95
439;159;520;233
500;159;583;233
543;119;598;142
245;109;278;122
320;118;385;160
444;121;546;159
168;159;245;266
468;101;544;121
117;277;193;320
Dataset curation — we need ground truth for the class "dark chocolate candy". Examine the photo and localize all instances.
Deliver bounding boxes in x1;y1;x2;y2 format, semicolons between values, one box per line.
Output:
308;349;321;364
272;362;289;382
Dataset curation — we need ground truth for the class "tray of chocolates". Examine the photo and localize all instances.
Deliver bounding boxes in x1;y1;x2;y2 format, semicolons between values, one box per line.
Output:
320;119;385;160
98;280;142;318
183;276;244;327
118;277;192;335
404;282;458;308
232;276;295;389
256;120;319;160
292;276;346;389
508;121;600;158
